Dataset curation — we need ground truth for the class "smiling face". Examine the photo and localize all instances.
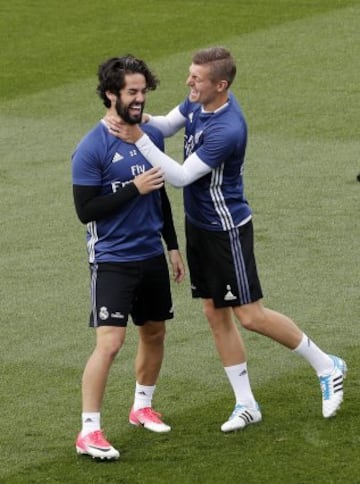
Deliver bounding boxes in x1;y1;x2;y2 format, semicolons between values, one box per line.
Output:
110;73;147;124
186;63;228;111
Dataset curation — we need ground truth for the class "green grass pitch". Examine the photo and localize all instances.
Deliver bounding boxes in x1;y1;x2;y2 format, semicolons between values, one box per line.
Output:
0;1;359;482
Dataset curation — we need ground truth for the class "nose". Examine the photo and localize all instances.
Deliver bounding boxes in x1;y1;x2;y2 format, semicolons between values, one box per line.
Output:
134;91;146;103
186;75;193;86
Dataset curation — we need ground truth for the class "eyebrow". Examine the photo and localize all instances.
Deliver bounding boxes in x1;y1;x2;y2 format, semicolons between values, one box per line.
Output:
125;87;149;94
189;73;203;81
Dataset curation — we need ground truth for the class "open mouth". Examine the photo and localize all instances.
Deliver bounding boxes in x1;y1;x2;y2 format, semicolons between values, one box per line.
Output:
129;105;142;113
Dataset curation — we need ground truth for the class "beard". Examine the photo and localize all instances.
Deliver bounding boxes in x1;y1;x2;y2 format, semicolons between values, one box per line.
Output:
115;97;144;125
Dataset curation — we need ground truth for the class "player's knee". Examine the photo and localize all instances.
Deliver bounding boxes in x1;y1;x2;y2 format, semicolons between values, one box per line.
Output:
96;332;125;360
203;303;233;337
242;314;266;332
103;341;124;360
238;315;256;331
146;331;165;347
140;323;166;346
235;305;266;332
202;300;218;323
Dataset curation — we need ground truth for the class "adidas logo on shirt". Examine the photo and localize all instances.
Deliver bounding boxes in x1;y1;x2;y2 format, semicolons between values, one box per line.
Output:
112;152;124;163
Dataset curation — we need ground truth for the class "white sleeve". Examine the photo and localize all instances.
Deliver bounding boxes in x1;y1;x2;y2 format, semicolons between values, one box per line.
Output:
147;106;186;137
136;134;211;187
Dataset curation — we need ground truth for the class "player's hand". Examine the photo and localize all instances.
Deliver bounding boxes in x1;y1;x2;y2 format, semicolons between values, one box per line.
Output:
168;249;186;283
104;113;122;133
105;114;143;143
133;167;165;194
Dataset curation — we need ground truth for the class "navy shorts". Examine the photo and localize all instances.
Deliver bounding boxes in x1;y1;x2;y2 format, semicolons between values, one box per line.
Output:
89;254;174;327
185;219;263;308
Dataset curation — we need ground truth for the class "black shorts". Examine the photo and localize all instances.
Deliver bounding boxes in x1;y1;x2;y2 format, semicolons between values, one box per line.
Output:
186;219;263;308
89;254;174;327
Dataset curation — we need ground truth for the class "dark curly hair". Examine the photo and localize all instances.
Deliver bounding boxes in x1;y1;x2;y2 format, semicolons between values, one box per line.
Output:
97;55;159;107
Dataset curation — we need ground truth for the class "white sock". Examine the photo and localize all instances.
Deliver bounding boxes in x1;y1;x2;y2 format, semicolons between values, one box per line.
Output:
81;412;100;437
293;333;334;376
224;363;257;408
133;382;155;410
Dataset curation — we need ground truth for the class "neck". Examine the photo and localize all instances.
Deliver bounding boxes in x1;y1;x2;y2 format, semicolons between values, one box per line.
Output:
202;92;229;112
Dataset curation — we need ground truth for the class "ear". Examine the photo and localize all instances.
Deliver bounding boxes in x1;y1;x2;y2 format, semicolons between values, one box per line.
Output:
105;90;117;104
217;80;229;93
